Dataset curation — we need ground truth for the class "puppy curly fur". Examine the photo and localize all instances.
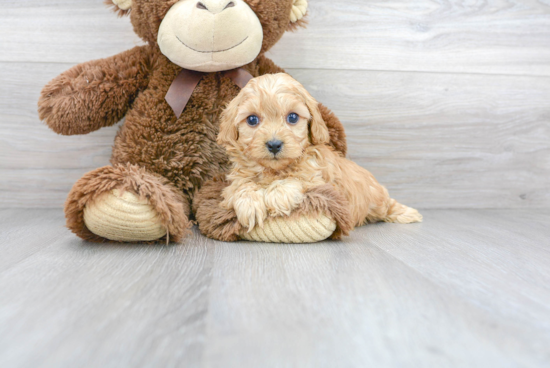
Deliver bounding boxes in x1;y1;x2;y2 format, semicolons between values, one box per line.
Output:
218;73;422;232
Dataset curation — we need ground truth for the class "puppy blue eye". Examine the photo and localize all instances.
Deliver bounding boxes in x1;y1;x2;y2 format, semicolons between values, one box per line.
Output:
247;115;260;127
287;113;299;125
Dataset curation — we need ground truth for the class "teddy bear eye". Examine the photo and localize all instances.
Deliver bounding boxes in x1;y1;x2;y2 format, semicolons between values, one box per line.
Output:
247;115;260;127
287;113;299;125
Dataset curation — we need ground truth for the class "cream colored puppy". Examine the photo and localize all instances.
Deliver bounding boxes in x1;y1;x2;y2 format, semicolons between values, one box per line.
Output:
218;73;422;232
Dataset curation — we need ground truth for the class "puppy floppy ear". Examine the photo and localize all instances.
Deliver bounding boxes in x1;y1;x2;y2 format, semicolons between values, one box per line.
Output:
105;0;132;17
305;94;330;146
218;98;241;149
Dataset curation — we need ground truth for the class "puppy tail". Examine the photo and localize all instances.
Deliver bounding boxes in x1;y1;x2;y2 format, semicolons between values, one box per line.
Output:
383;199;423;224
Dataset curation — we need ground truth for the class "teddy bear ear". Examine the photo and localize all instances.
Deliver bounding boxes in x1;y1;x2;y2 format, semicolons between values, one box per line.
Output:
290;0;308;23
104;0;132;17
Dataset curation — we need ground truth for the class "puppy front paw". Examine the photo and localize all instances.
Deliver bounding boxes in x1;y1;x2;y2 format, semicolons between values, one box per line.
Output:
233;190;267;231
264;180;304;217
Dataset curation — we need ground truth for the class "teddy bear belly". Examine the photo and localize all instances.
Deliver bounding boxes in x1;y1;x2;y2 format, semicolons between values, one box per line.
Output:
110;71;242;194
111;122;231;194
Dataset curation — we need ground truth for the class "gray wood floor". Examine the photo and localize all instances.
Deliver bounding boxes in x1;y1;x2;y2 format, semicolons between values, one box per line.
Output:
1;209;549;368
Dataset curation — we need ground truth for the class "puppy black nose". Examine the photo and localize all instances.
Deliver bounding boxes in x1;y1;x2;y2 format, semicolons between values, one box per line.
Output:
266;140;283;155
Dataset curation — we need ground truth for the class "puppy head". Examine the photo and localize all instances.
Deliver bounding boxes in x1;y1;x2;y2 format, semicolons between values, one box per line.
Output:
218;73;330;170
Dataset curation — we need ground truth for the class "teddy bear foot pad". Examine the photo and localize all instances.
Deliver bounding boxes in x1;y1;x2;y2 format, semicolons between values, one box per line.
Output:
240;214;337;243
83;189;167;242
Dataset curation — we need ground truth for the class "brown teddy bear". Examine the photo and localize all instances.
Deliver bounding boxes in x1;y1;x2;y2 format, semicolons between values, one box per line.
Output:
38;0;350;243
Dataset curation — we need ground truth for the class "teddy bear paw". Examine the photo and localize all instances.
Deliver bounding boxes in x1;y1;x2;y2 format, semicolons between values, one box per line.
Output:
112;0;132;11
83;189;167;242
290;0;308;23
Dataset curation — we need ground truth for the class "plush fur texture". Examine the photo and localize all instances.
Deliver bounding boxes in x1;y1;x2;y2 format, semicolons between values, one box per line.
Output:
217;74;423;232
39;0;347;242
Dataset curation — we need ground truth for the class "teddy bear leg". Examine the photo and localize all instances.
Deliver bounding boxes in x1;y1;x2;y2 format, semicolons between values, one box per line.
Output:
65;164;191;243
193;178;353;243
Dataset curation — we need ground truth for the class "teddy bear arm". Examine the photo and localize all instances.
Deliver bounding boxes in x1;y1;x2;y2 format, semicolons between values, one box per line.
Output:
318;103;348;157
38;45;153;135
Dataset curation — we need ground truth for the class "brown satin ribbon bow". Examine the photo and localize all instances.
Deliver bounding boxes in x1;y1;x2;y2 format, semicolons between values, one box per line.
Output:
165;68;254;119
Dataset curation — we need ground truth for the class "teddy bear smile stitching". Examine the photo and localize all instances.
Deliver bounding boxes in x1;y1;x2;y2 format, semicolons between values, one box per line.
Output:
175;35;249;53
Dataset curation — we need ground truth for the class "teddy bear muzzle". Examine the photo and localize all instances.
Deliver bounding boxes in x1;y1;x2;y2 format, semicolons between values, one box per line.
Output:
157;0;264;73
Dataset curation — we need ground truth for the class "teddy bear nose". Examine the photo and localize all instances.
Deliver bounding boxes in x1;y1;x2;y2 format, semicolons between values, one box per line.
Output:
196;1;235;14
266;140;284;155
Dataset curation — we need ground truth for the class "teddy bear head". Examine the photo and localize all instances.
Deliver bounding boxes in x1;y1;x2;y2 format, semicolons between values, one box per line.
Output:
106;0;308;72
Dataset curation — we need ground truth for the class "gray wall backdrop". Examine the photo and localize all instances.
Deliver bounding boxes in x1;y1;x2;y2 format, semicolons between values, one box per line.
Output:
1;0;549;209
